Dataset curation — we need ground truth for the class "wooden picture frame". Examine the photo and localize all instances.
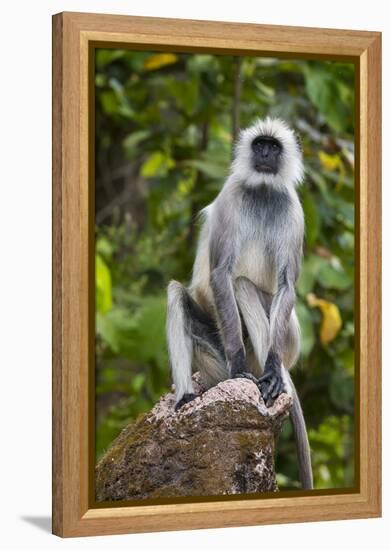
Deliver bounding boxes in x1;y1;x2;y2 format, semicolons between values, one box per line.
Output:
52;11;381;538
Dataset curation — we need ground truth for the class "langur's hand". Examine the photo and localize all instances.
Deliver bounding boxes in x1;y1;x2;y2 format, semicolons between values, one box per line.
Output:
258;351;286;407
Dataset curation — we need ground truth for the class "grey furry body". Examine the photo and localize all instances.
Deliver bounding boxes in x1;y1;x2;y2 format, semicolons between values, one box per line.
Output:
184;177;303;382
166;118;313;489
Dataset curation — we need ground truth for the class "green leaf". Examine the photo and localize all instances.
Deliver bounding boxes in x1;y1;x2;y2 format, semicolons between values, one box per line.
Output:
254;80;275;98
330;370;354;411
123;130;151;153
303;64;354;133
338;348;355;375
132;295;167;367
96;296;167;368
95;49;126;69
187;54;220;74
302;189;321;247
317;263;351;290
141;152;175;178
96;237;114;261
99;90;118;116
131;373;146;393
165;78;199;116
117;104;135;119
297;255;328;296
336;202;354;229
96;308;137;355
95;255;112;314
183;159;226;179
95;74;107;88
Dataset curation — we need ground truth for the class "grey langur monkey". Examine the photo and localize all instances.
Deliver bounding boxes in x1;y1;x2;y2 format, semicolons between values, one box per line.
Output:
166;117;313;489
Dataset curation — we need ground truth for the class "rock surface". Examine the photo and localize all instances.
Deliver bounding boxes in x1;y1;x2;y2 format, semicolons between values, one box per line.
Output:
95;375;292;502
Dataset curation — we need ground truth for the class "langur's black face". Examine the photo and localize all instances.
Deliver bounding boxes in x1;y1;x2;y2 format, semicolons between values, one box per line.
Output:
251;136;282;175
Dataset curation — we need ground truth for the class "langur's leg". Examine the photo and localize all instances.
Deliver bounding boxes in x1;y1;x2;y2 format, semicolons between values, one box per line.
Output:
167;281;227;410
273;308;301;401
185;291;228;389
234;276;272;380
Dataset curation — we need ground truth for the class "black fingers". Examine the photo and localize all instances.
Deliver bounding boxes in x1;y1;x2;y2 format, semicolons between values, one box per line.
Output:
258;371;285;407
175;392;197;411
258;350;285;407
229;349;286;406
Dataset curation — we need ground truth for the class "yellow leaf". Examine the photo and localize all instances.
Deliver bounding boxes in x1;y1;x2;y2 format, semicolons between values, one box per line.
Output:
144;53;178;71
307;293;342;344
318;151;341;171
96;254;112;314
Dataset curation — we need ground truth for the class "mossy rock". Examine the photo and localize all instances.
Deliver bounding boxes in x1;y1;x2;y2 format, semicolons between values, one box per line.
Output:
95;375;292;502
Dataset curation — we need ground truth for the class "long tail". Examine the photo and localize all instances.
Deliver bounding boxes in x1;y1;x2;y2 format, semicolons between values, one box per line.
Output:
166;281;194;400
285;370;313;490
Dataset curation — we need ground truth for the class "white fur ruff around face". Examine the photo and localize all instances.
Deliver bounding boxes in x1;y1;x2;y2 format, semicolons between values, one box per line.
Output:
231;117;304;189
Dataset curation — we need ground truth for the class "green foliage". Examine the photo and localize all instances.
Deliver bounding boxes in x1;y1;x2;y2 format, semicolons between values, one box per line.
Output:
303;63;354;133
95;49;355;490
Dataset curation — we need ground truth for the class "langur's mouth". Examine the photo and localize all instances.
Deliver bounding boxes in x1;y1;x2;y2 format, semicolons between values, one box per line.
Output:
254;163;275;173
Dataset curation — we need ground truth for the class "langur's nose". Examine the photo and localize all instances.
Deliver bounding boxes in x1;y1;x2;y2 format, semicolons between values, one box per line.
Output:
262;144;270;157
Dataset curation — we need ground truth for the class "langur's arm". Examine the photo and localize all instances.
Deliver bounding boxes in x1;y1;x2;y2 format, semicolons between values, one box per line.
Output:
209;203;246;377
258;263;297;403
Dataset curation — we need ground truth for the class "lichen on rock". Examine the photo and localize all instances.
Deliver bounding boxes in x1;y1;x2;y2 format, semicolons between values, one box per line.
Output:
95;374;292;502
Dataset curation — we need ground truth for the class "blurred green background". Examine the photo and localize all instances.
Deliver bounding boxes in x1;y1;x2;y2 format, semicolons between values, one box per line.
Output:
94;49;355;490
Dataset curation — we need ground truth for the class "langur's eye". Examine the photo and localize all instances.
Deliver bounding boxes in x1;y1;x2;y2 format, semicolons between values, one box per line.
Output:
272;144;279;152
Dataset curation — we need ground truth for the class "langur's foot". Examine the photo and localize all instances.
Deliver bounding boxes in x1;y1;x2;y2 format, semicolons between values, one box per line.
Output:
175;392;197;411
258;371;285;407
233;372;259;384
